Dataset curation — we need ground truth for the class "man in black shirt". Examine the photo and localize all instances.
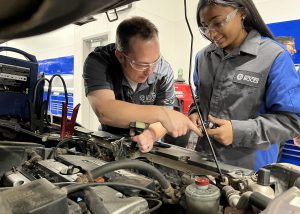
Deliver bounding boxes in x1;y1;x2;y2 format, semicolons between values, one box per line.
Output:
83;16;200;153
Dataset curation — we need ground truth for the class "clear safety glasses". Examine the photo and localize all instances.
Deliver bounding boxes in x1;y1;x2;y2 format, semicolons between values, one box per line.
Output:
199;9;238;36
123;52;160;72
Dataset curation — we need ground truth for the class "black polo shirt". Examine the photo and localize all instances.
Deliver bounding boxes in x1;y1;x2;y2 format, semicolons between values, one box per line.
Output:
83;43;175;134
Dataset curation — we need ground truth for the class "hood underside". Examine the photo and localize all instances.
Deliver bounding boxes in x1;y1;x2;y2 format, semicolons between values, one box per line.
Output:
0;0;138;41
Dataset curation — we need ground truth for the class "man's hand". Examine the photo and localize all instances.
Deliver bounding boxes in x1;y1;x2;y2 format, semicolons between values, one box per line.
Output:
206;115;233;146
130;128;156;153
189;112;201;127
161;108;201;138
188;112;203;137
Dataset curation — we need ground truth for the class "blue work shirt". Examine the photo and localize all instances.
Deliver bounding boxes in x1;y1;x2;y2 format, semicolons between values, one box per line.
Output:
190;30;300;171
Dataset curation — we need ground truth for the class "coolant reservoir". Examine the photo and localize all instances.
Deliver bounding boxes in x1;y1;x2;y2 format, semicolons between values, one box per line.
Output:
185;177;220;214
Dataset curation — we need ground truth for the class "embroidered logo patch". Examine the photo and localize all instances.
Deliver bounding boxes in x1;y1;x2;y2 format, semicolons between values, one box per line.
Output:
140;92;156;103
233;70;261;87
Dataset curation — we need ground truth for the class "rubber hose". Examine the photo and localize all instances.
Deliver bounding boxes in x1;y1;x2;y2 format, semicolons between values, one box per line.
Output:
236;191;253;209
90;159;171;190
249;192;271;210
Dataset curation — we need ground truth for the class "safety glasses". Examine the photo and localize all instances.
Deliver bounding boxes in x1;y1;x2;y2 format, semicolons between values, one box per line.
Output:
199;9;238;36
122;52;160;72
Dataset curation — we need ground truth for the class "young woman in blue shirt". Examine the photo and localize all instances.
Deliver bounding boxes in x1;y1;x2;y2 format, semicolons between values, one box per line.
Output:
189;0;300;170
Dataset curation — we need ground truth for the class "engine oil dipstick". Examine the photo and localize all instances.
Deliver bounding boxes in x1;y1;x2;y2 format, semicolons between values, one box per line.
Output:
184;0;225;182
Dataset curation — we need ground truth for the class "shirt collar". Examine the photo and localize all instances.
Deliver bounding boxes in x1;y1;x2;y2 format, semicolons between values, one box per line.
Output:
138;71;157;91
206;29;261;56
121;68;157;90
239;30;260;56
147;70;157;84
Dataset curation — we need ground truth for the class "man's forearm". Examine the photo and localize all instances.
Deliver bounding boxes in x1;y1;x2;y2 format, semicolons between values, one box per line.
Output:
148;122;167;141
90;98;164;129
87;90;201;138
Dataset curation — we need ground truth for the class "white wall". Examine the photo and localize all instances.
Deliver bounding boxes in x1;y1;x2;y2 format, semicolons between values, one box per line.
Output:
5;25;75;60
254;0;300;23
2;0;300;130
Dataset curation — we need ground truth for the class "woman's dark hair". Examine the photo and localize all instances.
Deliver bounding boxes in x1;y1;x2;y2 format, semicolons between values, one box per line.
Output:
196;0;274;39
116;16;158;53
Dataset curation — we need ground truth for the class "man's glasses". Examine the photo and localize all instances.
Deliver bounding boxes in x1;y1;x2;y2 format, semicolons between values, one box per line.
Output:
122;53;160;72
199;9;238;36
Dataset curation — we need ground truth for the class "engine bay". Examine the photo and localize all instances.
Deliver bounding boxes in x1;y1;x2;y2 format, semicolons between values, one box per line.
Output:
0;118;299;214
0;14;299;214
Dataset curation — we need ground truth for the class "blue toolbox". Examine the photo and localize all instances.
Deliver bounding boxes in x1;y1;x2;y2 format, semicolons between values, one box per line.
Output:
0;47;38;120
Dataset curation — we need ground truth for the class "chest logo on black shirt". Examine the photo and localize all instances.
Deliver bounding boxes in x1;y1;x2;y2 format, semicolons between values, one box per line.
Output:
233;70;261;87
140;92;156;103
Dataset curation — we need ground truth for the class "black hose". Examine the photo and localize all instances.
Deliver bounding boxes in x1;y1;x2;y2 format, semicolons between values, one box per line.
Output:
89;159;171;190
32;77;50;118
236;191;253;209
224;185;271;210
141;198;163;214
47;74;68;107
46;74;68;124
33;77;49;107
64;182;160;199
249;192;271;210
54;182;76;187
53;137;77;160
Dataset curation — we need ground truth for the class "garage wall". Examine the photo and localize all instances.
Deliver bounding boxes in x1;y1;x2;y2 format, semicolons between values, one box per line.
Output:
5;25;75;61
255;0;300;23
2;0;300;130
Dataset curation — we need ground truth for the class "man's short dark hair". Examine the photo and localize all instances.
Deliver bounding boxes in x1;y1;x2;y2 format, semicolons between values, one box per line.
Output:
276;36;295;44
116;16;158;53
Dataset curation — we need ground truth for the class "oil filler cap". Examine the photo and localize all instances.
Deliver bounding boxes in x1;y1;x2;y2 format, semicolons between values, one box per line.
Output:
195;177;209;186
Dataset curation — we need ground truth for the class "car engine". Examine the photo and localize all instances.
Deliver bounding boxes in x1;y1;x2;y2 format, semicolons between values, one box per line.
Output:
0;119;299;214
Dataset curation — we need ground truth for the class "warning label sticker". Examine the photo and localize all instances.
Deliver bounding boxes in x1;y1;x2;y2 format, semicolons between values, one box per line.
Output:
0;63;30;94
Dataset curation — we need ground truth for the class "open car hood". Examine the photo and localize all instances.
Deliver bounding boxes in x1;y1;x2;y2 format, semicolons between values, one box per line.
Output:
0;0;138;41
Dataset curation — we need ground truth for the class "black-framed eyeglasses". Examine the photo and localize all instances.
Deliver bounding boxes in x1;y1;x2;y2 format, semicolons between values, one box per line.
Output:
199;9;238;36
122;52;160;72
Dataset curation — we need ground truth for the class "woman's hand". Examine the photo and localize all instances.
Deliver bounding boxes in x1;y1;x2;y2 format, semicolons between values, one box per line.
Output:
206;114;233;146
